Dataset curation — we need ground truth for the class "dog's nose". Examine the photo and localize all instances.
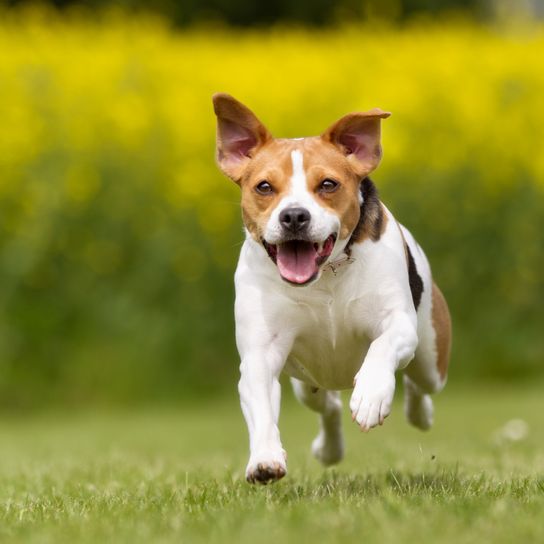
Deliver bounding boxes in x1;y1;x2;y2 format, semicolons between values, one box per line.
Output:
279;207;311;233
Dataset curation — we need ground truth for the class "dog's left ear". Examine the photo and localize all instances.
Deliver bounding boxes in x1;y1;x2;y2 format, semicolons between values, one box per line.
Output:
322;109;391;177
212;93;272;183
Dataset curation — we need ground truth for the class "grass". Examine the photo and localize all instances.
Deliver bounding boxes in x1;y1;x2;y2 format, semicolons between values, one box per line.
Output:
0;383;543;543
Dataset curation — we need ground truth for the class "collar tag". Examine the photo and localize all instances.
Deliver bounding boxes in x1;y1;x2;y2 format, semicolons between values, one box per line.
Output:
324;255;355;276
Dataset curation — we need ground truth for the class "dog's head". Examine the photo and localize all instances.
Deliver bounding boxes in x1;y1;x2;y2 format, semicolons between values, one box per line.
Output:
212;93;390;286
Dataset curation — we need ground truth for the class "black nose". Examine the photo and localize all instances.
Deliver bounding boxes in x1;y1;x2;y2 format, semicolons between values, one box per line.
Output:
279;207;311;233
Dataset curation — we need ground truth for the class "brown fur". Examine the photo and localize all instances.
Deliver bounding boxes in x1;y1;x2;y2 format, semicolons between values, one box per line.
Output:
300;138;361;240
377;204;388;238
431;283;452;380
239;140;295;241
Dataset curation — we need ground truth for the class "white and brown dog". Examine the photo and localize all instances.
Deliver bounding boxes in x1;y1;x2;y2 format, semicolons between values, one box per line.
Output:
212;93;452;484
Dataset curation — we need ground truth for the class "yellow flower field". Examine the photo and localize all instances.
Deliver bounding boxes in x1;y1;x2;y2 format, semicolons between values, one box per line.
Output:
0;8;542;403
1;11;543;215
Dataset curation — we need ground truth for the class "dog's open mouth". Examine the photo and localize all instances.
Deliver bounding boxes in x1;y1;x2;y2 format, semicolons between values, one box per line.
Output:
263;234;337;285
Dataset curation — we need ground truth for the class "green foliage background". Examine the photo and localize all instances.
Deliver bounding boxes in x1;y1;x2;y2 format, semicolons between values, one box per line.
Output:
0;0;495;27
0;9;543;408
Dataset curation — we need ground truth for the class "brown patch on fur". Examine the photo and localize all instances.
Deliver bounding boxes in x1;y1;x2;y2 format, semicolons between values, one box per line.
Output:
431;283;452;380
377;203;388;237
239;139;296;241
301;138;361;240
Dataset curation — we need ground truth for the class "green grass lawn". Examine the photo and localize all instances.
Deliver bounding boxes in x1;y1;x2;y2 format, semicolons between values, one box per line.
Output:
0;383;542;543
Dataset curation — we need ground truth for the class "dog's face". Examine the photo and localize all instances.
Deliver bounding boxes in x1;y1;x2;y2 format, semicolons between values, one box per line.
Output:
213;93;390;285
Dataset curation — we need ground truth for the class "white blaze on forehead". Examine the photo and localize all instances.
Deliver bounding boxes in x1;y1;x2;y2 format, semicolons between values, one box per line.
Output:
289;150;307;201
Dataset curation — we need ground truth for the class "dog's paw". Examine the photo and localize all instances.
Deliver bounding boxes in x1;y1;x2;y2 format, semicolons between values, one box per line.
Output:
312;430;344;466
405;391;434;431
245;450;287;485
350;365;395;432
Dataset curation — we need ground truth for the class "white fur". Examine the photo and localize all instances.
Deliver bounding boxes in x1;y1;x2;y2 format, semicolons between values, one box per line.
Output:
291;378;344;465
235;158;443;482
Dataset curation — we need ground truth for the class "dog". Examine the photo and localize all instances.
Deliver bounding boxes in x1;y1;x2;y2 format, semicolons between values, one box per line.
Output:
212;93;452;484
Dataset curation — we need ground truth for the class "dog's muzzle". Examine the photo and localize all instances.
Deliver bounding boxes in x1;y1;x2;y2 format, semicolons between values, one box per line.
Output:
263;233;337;285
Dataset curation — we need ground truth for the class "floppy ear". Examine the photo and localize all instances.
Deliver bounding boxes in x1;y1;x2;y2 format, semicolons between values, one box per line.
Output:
322;109;391;176
212;93;272;183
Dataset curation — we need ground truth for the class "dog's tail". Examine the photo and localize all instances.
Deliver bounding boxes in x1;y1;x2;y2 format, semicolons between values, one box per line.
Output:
403;374;433;430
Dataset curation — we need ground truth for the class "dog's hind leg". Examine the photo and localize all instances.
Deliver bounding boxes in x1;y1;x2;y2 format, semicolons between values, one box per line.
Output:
291;378;344;466
403;374;434;430
403;282;451;430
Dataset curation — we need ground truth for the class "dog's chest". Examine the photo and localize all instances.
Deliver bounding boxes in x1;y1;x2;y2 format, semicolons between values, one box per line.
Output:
282;290;371;390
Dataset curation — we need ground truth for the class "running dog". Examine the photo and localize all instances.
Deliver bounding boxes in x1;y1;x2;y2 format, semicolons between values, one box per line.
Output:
212;93;452;484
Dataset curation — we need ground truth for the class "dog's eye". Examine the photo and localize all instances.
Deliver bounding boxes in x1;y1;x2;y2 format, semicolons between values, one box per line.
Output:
255;181;274;195
319;179;339;193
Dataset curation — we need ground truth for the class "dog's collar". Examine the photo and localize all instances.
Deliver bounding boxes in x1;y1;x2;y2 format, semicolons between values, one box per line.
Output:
324;177;382;275
323;254;356;275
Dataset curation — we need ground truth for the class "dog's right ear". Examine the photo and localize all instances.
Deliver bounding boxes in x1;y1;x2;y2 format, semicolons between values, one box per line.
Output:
212;93;272;183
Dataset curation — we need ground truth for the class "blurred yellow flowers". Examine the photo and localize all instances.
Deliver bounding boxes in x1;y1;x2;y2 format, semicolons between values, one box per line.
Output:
0;8;543;398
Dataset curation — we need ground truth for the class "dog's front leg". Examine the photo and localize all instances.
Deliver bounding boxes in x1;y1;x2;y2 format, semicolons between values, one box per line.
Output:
238;348;287;484
350;310;418;431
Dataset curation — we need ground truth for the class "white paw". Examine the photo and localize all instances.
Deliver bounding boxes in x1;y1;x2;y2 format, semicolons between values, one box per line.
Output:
245;449;287;485
312;431;344;466
350;365;395;432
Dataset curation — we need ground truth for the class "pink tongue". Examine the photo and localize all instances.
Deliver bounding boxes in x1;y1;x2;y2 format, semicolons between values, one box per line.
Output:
277;241;318;284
